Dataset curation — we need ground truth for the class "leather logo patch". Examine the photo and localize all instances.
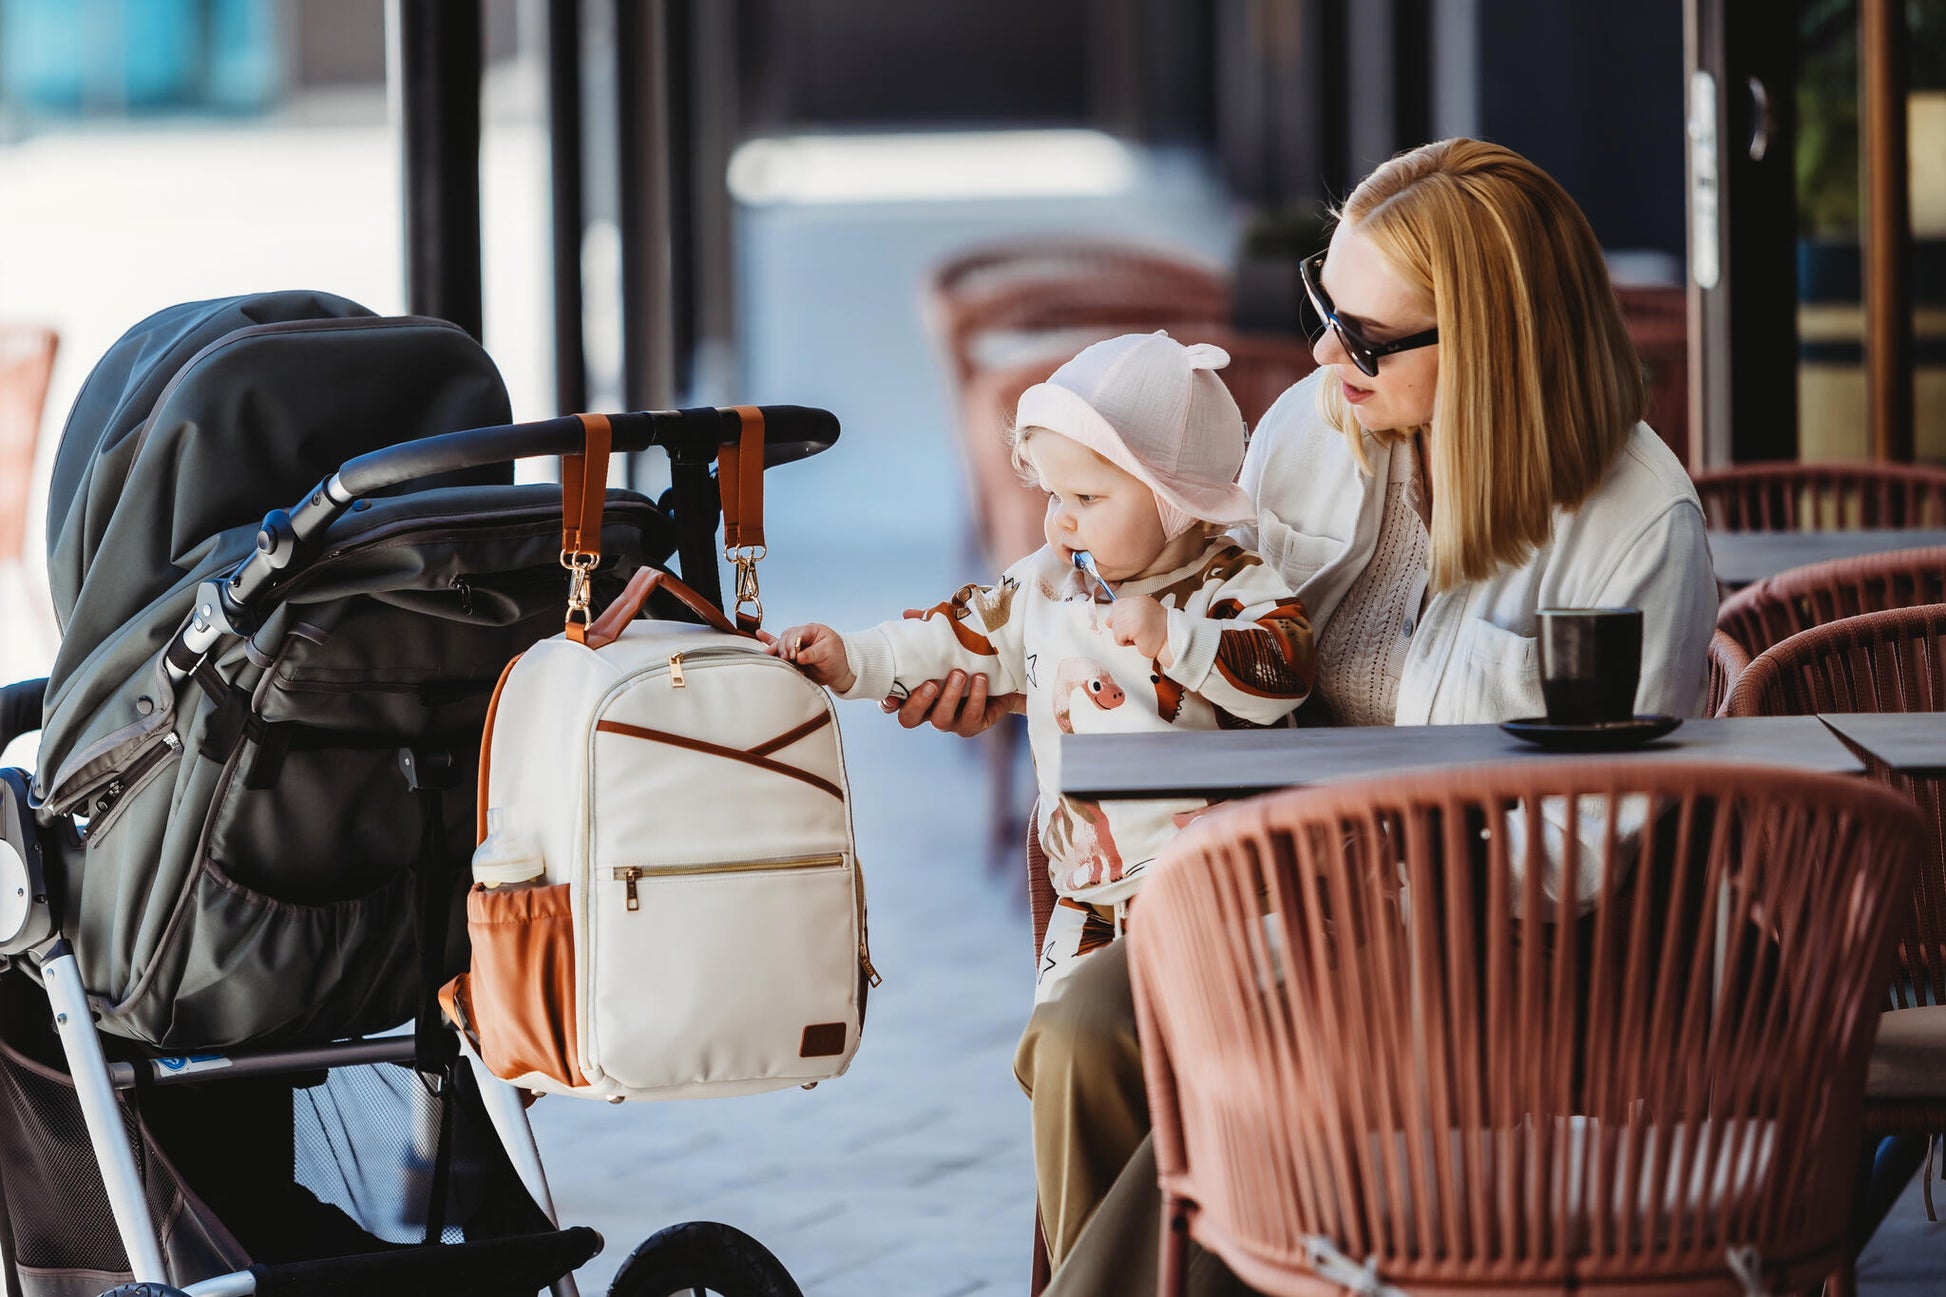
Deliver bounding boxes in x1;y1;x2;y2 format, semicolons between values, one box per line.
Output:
800;1022;847;1058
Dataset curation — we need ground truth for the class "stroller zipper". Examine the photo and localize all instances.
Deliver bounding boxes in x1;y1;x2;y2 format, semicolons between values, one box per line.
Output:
75;732;182;823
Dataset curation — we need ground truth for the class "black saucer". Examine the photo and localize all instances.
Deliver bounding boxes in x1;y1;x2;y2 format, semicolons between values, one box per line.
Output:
1499;714;1683;752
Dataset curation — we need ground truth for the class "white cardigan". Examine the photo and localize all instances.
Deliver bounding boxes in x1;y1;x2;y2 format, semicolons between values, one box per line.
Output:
1237;371;1717;724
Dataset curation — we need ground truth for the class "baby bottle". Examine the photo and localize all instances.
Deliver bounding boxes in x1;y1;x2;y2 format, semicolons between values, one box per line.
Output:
472;808;544;888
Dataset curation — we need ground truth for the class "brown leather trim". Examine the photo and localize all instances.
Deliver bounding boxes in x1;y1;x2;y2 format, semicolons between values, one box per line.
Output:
449;882;589;1088
749;712;832;757
596;718;843;800
477;654;525;844
720;406;765;550
800;1022;847;1058
586;566;746;647
562;412;612;557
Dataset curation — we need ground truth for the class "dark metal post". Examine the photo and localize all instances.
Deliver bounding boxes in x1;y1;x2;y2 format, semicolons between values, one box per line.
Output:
548;0;588;414
665;0;697;397
1861;0;1914;463
1683;0;1797;467
395;0;484;341
616;0;674;413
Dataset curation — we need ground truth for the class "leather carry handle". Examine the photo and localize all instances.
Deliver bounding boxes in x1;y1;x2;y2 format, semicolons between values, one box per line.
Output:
562;413;613;643
718;406;765;551
718;406;767;632
585;566;747;648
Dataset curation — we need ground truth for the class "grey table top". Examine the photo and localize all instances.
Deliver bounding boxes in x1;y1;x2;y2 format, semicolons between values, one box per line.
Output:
1706;529;1946;588
1819;713;1946;775
1059;715;1867;800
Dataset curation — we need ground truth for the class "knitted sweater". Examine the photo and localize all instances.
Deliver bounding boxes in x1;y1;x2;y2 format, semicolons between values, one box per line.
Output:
839;539;1314;914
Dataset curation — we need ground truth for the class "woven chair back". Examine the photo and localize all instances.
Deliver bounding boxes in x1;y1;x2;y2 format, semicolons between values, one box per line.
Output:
951;325;1312;571
925;237;1230;388
1725;604;1946;1008
1692;461;1946;532
1705;628;1753;718
1716;546;1946;660
1129;762;1924;1296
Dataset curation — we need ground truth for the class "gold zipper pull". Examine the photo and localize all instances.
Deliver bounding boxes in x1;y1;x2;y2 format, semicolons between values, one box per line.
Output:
668;653;686;688
860;945;882;987
613;866;644;910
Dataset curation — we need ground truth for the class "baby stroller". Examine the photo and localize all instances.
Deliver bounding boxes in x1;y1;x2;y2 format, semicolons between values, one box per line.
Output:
0;292;835;1297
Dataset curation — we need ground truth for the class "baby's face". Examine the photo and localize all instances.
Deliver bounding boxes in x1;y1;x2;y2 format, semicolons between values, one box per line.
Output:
1028;432;1167;581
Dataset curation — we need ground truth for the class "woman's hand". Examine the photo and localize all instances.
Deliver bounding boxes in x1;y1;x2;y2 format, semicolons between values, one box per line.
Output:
1105;595;1173;667
766;623;855;693
880;608;1024;734
882;668;1023;735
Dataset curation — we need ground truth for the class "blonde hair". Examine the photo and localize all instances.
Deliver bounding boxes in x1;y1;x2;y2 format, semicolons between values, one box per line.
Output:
1319;138;1646;590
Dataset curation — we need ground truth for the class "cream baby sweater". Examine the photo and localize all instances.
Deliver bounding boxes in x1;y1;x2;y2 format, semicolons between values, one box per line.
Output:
837;539;1314;989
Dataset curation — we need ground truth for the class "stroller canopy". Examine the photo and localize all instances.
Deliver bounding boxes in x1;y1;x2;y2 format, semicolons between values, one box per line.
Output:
45;291;512;662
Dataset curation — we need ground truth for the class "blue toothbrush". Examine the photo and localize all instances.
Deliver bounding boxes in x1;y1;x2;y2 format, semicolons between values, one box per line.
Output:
1072;549;1115;602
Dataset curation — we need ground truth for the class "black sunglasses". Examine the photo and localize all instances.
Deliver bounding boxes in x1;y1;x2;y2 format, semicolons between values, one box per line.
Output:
1300;251;1439;378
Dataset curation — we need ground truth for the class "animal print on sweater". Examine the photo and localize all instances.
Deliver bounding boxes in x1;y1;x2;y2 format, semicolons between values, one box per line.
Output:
835;539;1316;998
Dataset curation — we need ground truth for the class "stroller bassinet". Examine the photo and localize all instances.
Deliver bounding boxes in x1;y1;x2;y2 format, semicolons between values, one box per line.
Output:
0;292;838;1296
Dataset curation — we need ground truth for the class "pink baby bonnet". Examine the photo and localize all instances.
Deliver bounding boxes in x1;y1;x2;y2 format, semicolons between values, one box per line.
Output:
1014;330;1253;537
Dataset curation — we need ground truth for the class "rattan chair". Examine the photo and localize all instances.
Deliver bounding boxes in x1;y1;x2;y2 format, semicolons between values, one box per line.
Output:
1128;762;1925;1297
1724;605;1946;1012
958;326;1318;572
924;237;1231;390
1705;628;1753;718
1613;283;1688;468
1718;605;1946;1273
1715;545;1946;662
1692;461;1946;532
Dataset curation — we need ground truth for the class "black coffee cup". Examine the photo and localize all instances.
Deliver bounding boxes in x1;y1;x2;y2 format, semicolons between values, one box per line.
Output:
1537;607;1643;727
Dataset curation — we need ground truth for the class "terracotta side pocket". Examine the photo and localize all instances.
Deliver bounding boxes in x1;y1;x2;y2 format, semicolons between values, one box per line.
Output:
439;883;586;1088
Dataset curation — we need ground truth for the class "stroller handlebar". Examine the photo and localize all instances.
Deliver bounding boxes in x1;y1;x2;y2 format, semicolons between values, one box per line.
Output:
0;679;45;754
165;405;839;684
334;405;839;499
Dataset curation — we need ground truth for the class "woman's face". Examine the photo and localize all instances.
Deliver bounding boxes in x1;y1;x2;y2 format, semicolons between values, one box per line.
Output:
1312;222;1440;432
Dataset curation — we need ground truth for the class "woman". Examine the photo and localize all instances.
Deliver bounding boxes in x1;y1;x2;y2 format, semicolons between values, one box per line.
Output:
898;139;1717;1294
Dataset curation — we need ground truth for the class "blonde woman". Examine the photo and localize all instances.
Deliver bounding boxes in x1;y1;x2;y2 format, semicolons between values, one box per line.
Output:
905;140;1716;1295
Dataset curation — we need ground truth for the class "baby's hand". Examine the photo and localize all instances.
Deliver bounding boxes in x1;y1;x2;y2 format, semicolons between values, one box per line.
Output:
1105;596;1172;667
767;623;856;693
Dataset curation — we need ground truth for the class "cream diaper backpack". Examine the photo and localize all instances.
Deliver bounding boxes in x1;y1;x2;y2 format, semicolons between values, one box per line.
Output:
442;416;875;1100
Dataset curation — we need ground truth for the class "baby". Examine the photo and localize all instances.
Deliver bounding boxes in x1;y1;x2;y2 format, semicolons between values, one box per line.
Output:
772;331;1315;998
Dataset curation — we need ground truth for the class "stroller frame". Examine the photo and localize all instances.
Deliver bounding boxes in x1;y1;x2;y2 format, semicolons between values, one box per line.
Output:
2;403;839;1297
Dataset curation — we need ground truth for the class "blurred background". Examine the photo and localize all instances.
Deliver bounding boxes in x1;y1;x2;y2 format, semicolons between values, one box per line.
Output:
0;3;1942;1292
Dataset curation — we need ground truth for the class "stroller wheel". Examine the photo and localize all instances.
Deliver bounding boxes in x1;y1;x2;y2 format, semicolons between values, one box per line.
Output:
607;1220;803;1297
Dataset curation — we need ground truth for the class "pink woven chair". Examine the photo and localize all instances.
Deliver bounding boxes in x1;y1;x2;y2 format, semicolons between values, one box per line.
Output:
1715;545;1946;662
1705;628;1752;717
958;326;1318;572
1692;461;1946;532
1613;283;1688;467
1721;605;1946;1263
1128;762;1924;1297
1724;604;1946;1008
924;237;1230;390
